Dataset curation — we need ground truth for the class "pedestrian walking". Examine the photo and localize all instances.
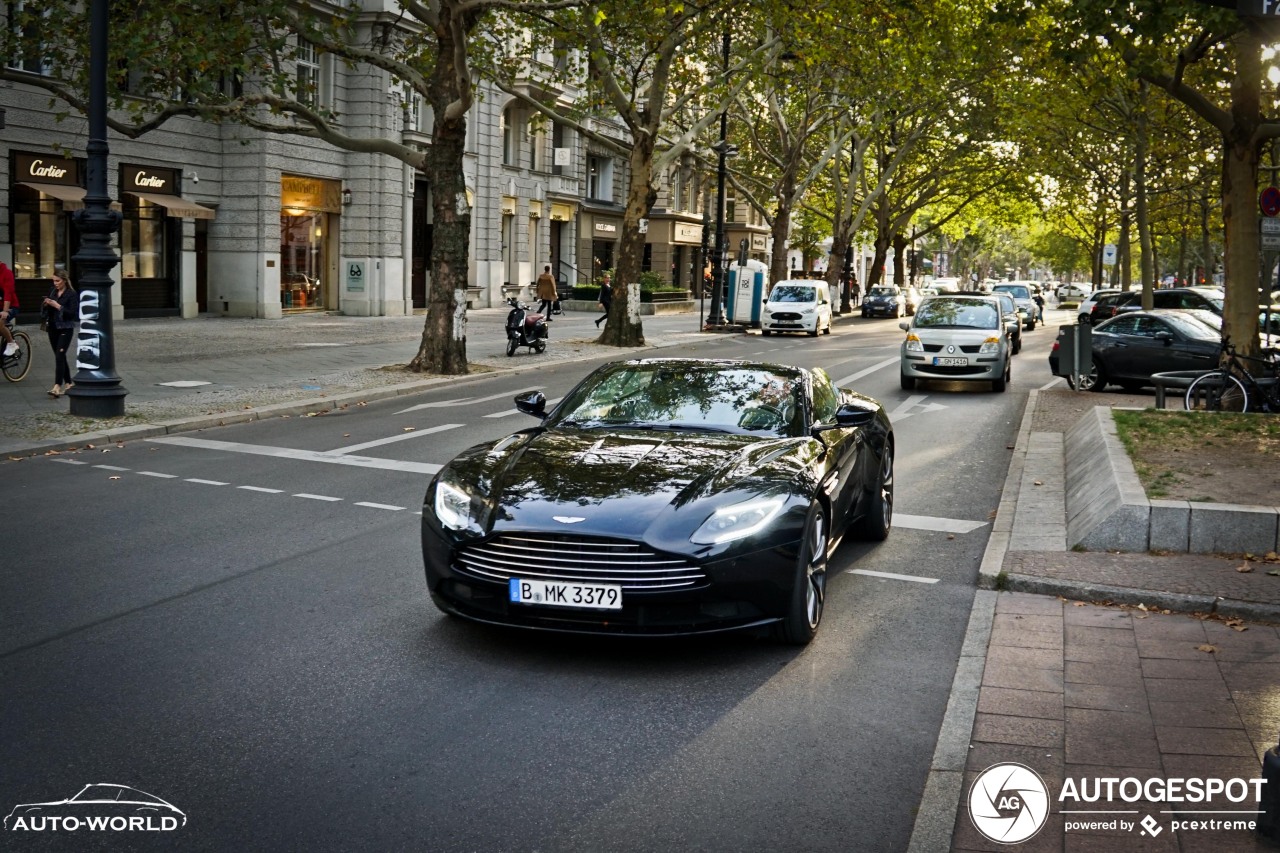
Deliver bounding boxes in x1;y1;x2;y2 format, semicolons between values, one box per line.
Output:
0;261;19;357
41;267;77;398
1033;290;1045;326
594;272;613;328
535;264;557;319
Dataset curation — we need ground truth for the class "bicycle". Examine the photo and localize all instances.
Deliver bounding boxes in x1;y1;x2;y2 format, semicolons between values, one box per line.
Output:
1184;337;1280;413
1;318;32;382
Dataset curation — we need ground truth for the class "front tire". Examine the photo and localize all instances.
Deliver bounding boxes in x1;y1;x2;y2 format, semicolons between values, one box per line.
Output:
775;505;827;645
506;337;518;357
761;329;772;336
1078;313;1091;326
853;442;894;541
900;372;916;391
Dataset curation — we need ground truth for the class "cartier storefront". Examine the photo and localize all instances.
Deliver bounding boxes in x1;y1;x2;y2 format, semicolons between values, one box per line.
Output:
9;151;86;313
118;163;214;317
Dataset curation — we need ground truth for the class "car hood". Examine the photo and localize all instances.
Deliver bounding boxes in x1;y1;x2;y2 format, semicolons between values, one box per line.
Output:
437;428;812;539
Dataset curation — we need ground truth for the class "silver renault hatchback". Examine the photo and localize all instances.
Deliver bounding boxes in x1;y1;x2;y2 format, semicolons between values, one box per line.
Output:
899;295;1011;392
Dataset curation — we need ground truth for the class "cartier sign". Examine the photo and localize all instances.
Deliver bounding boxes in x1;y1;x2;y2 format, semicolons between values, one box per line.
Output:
15;152;79;187
121;164;179;195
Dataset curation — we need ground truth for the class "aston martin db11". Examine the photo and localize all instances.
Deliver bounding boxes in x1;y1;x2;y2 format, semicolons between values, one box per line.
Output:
421;358;894;644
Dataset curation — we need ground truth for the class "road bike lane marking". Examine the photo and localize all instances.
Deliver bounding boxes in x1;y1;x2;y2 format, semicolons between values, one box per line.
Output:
395;388;543;415
845;569;939;584
833;357;898;387
328;422;464;455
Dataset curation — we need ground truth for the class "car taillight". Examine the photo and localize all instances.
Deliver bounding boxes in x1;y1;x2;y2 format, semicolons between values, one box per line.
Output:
1051;340;1060;352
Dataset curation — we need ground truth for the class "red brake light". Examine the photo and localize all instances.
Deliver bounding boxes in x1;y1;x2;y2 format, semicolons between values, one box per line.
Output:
1051;340;1060;352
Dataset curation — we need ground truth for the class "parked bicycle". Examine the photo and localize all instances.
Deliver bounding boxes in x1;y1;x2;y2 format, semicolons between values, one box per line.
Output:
1;318;32;382
1183;337;1280;413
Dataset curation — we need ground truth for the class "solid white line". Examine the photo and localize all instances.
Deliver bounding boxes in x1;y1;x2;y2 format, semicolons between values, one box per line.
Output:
395;388;542;415
834;357;898;388
148;436;441;475
354;501;405;511
186;478;228;486
238;485;283;494
136;471;178;479
485;396;562;418
894;514;988;534
294;493;342;502
1039;377;1064;390
328;423;464;455
846;569;939;584
49;458;87;465
1059;811;1137;814
94;464;130;471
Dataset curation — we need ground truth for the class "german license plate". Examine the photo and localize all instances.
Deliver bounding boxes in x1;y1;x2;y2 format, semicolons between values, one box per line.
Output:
509;578;622;610
933;356;968;366
774;323;801;328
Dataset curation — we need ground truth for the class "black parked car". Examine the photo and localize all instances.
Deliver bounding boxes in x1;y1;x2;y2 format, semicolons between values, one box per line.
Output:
1048;310;1221;391
422;359;895;644
862;286;906;318
1113;287;1223;317
1085;292;1131;326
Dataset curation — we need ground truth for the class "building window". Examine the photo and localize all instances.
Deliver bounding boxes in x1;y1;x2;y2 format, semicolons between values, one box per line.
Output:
528;116;547;172
503;105;522;166
642;243;652;273
552;122;567;176
120;197;170;280
6;0;52;75
295;37;328;109
11;184;67;279
587;155;613;201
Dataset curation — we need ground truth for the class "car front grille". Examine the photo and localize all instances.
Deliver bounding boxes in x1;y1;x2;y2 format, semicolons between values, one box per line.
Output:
921;344;983;353
454;533;708;591
916;364;992;376
770;312;802;321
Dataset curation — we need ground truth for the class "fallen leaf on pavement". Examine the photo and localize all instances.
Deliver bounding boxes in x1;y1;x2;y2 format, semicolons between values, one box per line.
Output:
108;476;120;481
1135;613;1149;619
1268;570;1280;577
1196;644;1218;654
1244;553;1257;561
1006;444;1015;450
1237;564;1255;573
1138;603;1148;611
85;444;95;449
1265;551;1280;562
988;510;997;519
44;450;60;456
402;427;415;432
1225;619;1248;632
1072;601;1086;607
1033;480;1043;486
343;433;351;437
357;402;367;407
947;534;955;540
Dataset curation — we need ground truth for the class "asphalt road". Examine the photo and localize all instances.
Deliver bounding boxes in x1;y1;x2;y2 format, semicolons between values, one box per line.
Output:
1;305;1074;851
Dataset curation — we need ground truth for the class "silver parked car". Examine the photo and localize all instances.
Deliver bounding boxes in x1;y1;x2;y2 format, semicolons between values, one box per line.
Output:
899;295;1012;392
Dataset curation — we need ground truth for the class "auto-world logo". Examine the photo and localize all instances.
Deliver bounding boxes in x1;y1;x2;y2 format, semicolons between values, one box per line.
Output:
969;763;1051;844
4;784;185;832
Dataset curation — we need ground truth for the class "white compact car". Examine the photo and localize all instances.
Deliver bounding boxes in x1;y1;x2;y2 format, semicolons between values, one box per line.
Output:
761;280;833;336
899;295;1011;392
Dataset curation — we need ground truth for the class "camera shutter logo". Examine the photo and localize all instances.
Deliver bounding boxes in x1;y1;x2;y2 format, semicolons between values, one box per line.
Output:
968;763;1050;844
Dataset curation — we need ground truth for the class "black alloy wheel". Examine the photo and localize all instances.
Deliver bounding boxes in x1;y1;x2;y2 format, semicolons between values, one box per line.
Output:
853;443;893;541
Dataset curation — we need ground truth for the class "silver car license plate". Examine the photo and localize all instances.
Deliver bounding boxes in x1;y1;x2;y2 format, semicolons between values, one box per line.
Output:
933;357;968;366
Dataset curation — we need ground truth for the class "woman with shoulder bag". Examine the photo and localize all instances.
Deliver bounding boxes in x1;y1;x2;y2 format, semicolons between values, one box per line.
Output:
41;267;78;398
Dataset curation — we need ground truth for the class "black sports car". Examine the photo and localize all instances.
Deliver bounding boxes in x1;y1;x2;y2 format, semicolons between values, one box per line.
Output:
421;359;894;644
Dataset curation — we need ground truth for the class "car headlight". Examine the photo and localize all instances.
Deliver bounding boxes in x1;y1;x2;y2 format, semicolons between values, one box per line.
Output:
433;480;476;531
904;333;923;352
979;336;1002;354
691;496;787;545
802;307;815;315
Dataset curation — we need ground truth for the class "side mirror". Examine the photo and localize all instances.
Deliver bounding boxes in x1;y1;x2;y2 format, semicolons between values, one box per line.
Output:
898;321;910;331
1155;331;1174;345
812;402;876;435
514;390;547;418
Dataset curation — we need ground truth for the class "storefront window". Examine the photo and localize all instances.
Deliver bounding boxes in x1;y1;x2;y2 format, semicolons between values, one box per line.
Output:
12;184;66;279
120;196;169;279
280;212;325;309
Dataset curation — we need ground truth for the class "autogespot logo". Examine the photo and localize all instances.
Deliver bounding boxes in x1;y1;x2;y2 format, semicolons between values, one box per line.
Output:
969;763;1050;844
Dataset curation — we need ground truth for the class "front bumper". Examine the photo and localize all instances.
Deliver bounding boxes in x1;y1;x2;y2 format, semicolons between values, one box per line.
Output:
422;522;802;636
762;313;818;333
863;302;899;316
901;351;1005;381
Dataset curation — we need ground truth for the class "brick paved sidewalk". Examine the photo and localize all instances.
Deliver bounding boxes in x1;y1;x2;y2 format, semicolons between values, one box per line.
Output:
952;592;1279;852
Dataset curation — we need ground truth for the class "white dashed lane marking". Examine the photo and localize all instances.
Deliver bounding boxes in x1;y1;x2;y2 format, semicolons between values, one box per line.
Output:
148;436;441;475
49;458;87;465
137;471;178;479
355;502;405;511
237;485;283;494
294;493;342;502
186;478;229;486
94;465;130;471
846;569;939;584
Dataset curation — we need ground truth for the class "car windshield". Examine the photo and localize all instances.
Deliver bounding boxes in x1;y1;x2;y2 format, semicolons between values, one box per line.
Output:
769;285;815;303
556;363;804;437
913;298;1000;330
869;287;897;297
993;285;1031;299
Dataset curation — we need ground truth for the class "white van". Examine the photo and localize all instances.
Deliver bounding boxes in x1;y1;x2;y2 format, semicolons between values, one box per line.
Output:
760;279;833;336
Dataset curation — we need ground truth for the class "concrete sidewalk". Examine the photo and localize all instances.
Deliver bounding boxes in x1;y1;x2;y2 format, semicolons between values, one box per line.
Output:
910;387;1280;852
0;308;709;456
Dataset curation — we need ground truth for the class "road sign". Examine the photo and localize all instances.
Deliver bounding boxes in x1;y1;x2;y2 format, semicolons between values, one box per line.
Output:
1262;233;1280;251
1239;0;1280;18
1102;244;1117;265
1262;217;1280;234
1262;186;1280;216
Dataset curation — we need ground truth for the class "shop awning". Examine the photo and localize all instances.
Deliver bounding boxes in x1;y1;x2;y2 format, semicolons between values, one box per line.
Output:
127;191;216;219
18;182;123;211
19;181;87;210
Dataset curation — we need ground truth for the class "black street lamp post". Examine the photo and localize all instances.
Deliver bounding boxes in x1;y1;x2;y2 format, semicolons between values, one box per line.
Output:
66;0;126;417
698;199;711;329
840;244;854;314
707;26;733;327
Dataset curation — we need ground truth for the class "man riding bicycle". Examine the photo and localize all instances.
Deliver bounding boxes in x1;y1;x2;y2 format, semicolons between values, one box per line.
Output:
0;261;19;357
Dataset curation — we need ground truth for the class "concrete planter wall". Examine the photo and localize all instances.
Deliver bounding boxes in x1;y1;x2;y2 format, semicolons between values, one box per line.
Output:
1065;407;1280;553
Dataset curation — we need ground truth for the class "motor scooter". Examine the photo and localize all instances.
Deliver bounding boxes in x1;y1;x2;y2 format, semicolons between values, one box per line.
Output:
505;296;549;357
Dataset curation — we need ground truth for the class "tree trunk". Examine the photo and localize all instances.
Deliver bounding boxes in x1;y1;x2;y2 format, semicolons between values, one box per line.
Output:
868;234;890;288
409;15;472;375
770;167;799;287
1222;27;1263;362
1200;189;1213;286
1135;98;1154;310
892;233;907;286
600;135;654;346
1117;169;1131;292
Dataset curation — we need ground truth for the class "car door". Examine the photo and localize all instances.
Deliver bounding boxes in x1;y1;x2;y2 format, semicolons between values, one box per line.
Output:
1092;316;1143;379
810;369;862;530
1123;316;1183;378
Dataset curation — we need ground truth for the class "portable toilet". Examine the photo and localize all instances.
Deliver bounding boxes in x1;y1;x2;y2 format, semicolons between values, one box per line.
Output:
725;259;768;327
